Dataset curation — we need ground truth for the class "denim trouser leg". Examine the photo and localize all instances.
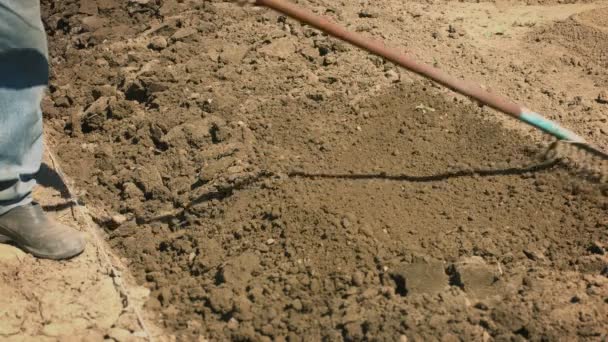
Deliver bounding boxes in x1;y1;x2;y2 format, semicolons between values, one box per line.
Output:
0;0;48;215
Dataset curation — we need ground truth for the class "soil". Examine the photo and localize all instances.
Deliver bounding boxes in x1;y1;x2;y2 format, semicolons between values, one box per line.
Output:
0;151;155;341
39;0;607;340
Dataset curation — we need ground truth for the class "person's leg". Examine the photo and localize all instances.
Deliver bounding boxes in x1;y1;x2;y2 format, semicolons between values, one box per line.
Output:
0;0;48;214
0;0;85;259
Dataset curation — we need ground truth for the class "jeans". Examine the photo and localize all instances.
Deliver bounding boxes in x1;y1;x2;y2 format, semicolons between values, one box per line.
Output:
0;0;48;215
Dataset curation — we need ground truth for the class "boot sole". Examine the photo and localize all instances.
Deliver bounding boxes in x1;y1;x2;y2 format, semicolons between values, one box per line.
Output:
0;233;85;260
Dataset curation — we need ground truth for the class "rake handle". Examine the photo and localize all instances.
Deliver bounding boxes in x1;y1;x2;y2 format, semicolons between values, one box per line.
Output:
254;0;585;142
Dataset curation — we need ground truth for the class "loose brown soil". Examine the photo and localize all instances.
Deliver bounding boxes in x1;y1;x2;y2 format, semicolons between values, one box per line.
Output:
41;0;607;340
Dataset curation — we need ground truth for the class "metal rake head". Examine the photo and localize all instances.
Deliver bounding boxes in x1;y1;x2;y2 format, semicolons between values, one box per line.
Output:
544;140;608;183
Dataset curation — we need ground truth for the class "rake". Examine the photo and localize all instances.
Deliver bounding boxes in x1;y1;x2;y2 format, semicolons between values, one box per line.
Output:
237;0;608;181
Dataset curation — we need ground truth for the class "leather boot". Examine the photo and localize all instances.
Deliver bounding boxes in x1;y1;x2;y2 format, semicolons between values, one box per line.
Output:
0;203;86;260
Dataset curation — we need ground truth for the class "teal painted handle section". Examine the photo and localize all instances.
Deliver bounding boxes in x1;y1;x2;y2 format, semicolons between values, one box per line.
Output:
519;111;585;142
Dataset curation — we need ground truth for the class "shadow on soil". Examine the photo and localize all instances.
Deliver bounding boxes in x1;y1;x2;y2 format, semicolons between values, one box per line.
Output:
288;159;559;182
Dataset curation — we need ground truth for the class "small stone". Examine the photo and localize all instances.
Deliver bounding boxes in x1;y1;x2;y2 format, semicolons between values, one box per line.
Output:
597;91;608;104
111;214;128;226
266;238;275;245
291;299;303;311
352;271;364;286
148;36;168;51
358;225;374;238
54;96;70;108
400;335;409;342
227;317;239;330
323;55;337;66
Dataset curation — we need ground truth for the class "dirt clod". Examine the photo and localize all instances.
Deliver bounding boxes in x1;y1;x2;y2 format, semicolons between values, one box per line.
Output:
218;252;260;287
148;36;168;51
390;260;449;296
450;256;500;299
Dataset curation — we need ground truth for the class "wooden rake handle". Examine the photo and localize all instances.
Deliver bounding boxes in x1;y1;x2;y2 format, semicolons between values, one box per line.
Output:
251;0;586;143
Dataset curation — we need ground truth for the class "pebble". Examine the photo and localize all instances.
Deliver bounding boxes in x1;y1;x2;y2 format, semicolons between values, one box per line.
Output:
323;55;337;66
148;36;168;51
291;299;303;311
227;317;239;330
351;271;364;286
597;91;608;104
110;214;128;227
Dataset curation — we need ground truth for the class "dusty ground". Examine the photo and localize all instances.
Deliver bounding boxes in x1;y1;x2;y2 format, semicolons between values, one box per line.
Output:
13;0;608;340
0;149;156;341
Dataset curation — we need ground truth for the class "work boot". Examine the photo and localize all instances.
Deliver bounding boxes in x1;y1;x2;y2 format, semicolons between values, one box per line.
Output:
0;203;86;260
